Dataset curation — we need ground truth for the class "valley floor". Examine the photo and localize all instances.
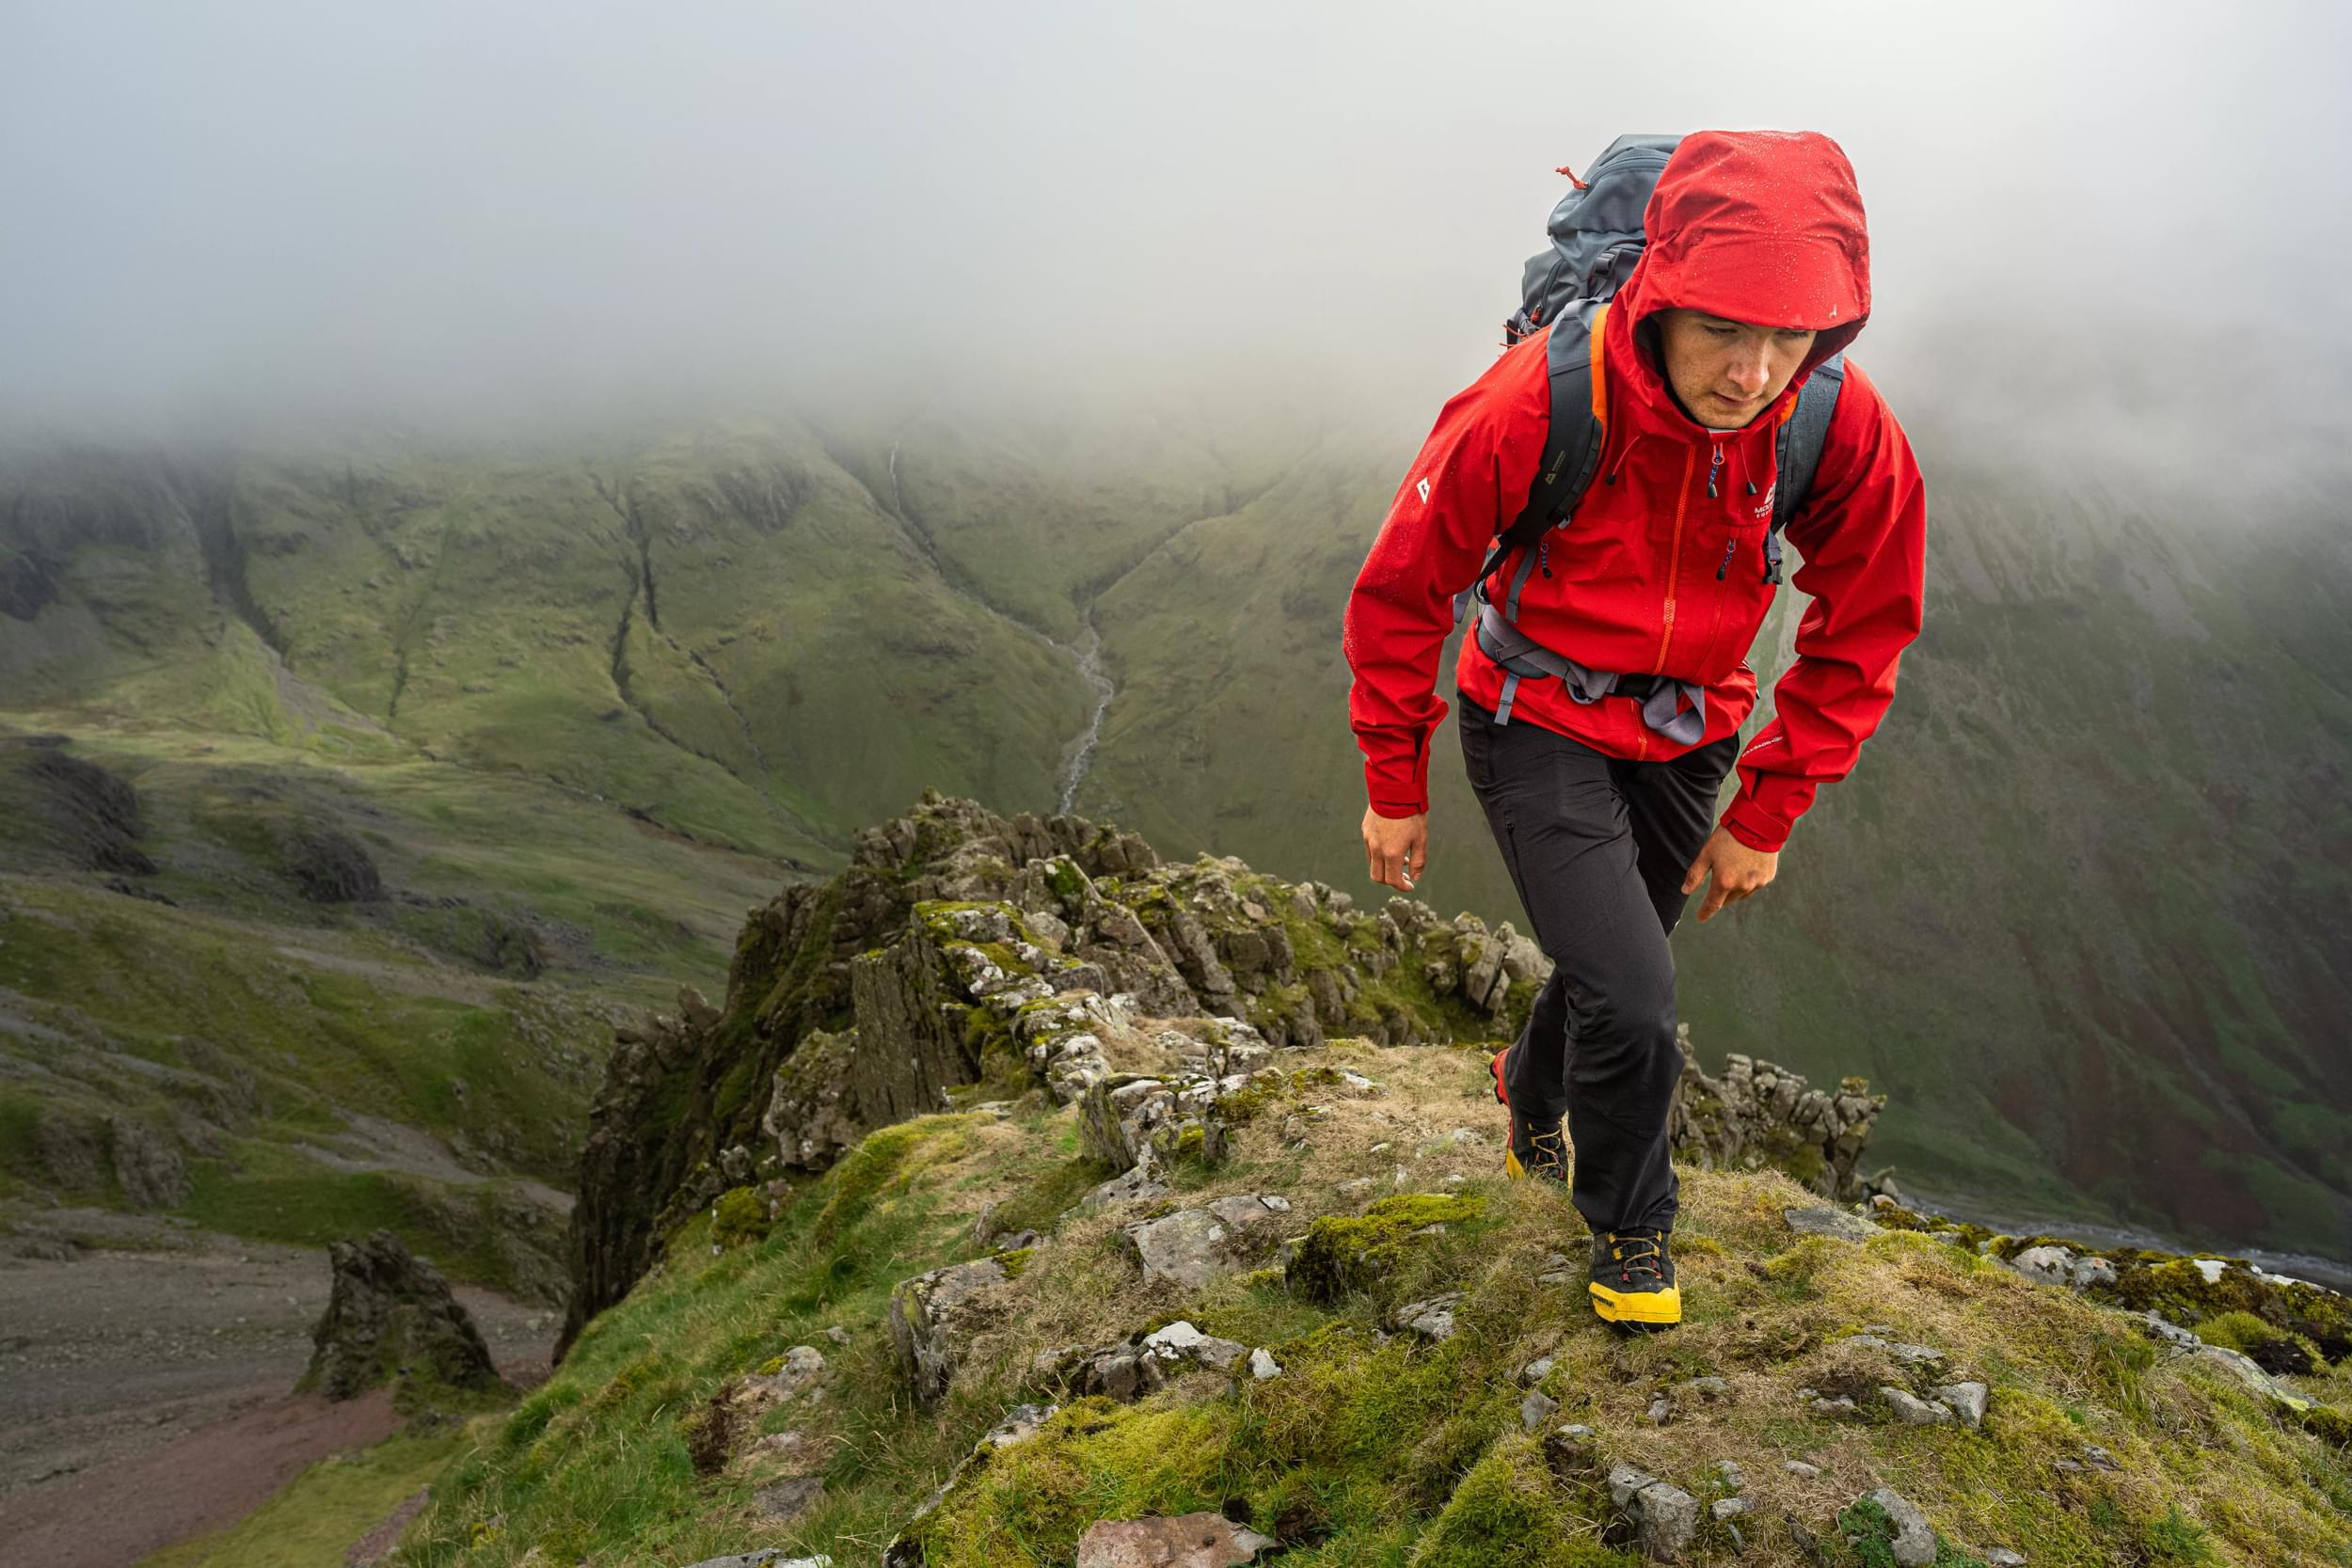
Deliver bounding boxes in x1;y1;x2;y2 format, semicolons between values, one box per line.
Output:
0;1212;552;1568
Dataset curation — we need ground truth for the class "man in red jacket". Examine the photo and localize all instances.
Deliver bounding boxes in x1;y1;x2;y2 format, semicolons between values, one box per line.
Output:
1343;130;1926;1330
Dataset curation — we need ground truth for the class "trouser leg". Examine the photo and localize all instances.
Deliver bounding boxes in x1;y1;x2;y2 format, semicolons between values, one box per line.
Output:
1456;691;1736;1234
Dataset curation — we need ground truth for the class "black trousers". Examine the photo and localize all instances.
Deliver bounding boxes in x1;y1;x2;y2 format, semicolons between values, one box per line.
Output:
1455;689;1740;1237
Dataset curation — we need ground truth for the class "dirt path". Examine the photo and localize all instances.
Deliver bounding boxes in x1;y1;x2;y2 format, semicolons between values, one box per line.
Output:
0;1387;404;1568
0;1213;553;1568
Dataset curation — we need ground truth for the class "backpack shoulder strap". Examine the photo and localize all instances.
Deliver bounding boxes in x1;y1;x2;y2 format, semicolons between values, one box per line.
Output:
1453;301;1609;625
1772;352;1846;535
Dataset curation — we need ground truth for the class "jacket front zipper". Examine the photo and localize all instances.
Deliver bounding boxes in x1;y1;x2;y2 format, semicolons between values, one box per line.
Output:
1652;444;1699;674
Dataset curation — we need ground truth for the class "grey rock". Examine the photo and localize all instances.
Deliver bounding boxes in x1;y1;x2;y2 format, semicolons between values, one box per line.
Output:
1783;1204;1882;1243
1632;1479;1702;1562
1126;1208;1241;1291
107;1117;190;1209
1073;1511;1277;1566
1647;1394;1673;1426
1518;1389;1559;1432
1932;1380;1988;1430
760;1345;828;1402
2133;1309;2201;1350
1085;1157;1172;1210
2070;1255;2118;1289
1714;1458;1744;1491
1077;1354;1167;1410
1712;1497;1750;1520
2081;1445;2121;1471
1143;1320;1247;1371
889;1258;1008;1405
2192;1341;2304;1404
1986;1551;2026;1567
1204;1194;1290;1226
1863;1486;1938;1568
1677;1375;1730;1401
1248;1348;1282;1380
981;1402;1056;1448
1880;1386;1954;1425
1784;1459;1822;1480
1518;1354;1555;1386
2009;1244;2075;1285
299;1229;500;1402
1391;1291;1466;1341
751;1473;825;1521
1606;1464;1660;1509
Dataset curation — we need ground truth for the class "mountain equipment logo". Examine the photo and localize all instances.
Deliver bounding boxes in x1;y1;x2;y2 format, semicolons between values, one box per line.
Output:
1752;483;1775;520
1417;477;1431;505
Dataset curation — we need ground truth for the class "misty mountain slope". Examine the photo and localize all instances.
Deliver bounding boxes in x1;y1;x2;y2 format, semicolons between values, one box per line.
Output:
812;407;1295;644
1079;439;1422;875
6;417;2348;1267
0;714;781;1297
1074;426;2352;1264
1686;445;2352;1255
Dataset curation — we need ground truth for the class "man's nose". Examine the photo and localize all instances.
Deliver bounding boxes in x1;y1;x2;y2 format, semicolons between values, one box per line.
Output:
1726;352;1770;395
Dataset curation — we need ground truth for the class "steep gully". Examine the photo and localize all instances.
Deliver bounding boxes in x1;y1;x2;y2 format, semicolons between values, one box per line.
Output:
880;435;1206;817
589;471;815;848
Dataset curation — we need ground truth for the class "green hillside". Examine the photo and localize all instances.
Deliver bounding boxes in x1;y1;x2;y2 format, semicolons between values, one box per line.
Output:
4;409;2347;1275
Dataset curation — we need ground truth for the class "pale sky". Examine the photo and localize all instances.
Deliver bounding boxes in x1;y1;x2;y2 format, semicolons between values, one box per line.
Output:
2;1;2345;444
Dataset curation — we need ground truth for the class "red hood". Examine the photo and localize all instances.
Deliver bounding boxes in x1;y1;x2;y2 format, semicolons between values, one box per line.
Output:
1605;129;1871;440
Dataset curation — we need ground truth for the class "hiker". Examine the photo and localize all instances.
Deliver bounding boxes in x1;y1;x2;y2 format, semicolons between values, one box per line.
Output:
1342;130;1926;1330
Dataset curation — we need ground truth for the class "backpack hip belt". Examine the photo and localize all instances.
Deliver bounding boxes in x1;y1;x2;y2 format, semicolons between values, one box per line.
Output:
1469;571;1708;743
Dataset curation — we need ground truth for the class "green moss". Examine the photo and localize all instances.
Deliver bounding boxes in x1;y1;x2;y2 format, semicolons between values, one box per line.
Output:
1286;1193;1486;1304
1406;1434;1633;1567
993;1246;1035;1279
710;1186;770;1249
1832;1495;1987;1567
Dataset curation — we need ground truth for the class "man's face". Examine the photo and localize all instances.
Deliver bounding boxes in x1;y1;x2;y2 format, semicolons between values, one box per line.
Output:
1654;308;1818;430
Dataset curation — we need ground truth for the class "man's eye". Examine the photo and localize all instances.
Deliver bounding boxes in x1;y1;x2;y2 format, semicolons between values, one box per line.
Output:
1705;325;1736;338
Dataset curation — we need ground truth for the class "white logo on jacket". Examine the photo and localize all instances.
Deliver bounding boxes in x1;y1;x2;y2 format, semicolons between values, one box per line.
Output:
1416;477;1431;504
1752;483;1775;520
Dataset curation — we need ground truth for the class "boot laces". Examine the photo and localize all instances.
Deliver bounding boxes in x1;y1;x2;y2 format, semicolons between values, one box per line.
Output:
1526;1124;1566;1176
1607;1228;1666;1284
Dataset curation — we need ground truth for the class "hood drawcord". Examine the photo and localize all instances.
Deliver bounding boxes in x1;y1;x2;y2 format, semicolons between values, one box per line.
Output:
1601;428;1646;488
1706;443;1723;499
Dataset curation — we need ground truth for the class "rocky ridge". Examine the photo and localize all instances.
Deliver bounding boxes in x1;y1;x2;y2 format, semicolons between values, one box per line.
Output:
408;798;2351;1568
561;790;1547;1353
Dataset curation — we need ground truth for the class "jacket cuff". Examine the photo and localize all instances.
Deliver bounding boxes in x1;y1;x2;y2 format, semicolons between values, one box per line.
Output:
1366;790;1428;820
1720;792;1791;853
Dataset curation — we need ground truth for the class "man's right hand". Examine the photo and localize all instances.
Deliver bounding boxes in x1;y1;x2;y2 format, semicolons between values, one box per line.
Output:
1361;807;1427;894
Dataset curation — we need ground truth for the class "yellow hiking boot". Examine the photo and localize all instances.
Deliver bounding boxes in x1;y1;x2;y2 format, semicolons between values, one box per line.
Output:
1491;1047;1566;1185
1588;1227;1680;1330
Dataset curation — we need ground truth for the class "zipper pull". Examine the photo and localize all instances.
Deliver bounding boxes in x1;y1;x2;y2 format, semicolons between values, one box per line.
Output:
1716;539;1736;581
1538;538;1551;578
1706;444;1723;499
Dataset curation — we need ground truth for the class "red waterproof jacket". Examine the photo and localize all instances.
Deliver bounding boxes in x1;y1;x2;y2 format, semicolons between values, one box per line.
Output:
1343;130;1926;852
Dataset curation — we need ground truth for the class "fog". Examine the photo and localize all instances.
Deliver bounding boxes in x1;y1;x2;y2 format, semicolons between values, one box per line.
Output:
3;1;2347;451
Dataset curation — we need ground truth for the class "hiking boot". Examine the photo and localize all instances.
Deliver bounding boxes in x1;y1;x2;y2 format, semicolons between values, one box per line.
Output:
1588;1227;1680;1330
1491;1046;1566;1185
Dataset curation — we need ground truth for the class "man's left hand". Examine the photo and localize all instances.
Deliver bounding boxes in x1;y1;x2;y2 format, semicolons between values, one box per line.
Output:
1681;826;1779;923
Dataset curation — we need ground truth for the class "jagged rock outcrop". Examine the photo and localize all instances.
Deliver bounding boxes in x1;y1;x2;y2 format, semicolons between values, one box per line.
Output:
1665;1033;1887;1203
561;791;1537;1355
299;1228;501;1402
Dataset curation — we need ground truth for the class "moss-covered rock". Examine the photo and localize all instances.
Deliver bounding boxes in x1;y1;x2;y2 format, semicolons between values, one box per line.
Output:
1286;1193;1486;1304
